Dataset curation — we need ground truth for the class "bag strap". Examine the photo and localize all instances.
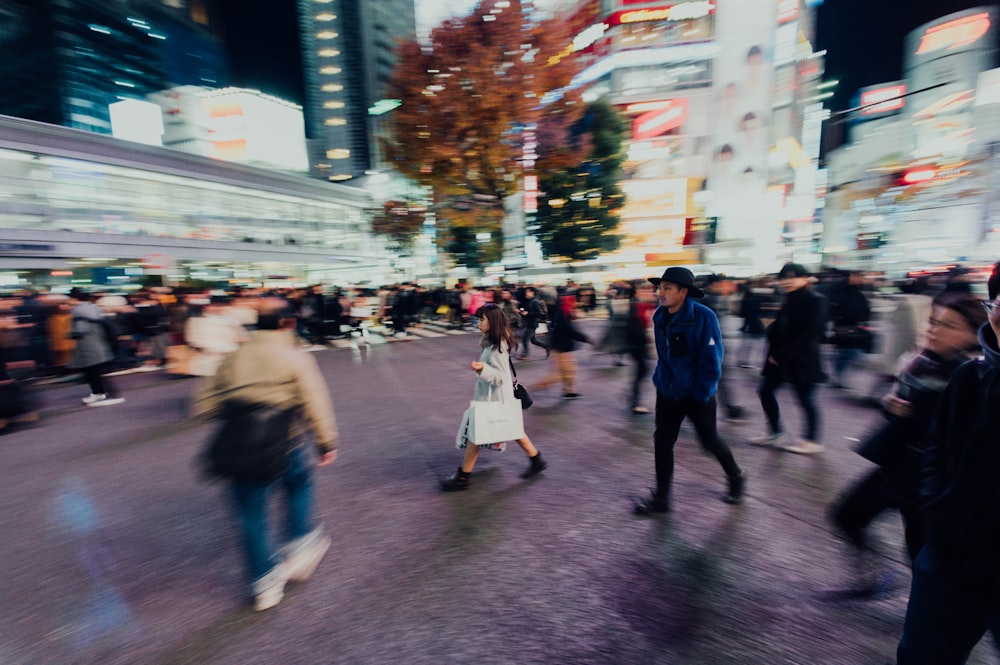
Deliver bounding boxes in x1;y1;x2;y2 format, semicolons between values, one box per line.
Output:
508;356;518;379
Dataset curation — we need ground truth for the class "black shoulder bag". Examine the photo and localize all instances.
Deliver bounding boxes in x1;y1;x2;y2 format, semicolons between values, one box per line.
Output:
509;357;533;410
205;400;299;482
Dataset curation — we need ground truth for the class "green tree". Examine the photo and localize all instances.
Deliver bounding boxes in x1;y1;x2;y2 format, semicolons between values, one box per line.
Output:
382;0;581;269
534;99;627;264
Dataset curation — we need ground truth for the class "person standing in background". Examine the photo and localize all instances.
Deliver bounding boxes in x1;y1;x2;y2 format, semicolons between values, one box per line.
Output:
68;288;124;407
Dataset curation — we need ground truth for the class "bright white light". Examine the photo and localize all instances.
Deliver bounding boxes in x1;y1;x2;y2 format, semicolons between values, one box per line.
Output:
88;24;111;35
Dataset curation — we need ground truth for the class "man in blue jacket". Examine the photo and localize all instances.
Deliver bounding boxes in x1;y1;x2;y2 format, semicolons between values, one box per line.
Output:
634;267;745;515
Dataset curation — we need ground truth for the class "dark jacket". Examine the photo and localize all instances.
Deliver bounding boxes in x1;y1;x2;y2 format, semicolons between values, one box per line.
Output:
763;286;827;384
546;302;589;353
739;289;767;336
856;349;970;484
651;297;723;402
920;324;1000;601
521;297;545;328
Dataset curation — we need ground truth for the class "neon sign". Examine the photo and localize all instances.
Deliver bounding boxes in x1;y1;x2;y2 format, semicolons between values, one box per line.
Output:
860;84;906;115
915;12;991;55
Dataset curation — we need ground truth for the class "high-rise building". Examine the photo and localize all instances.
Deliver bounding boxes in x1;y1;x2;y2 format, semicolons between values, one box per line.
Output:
549;0;827;275
298;0;416;182
0;0;229;135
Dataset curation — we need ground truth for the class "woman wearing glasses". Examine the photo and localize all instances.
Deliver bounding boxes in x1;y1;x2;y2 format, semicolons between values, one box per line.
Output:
896;264;1000;664
828;291;986;599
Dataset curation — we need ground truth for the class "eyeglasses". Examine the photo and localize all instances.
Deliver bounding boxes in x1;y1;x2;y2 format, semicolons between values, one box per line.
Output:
983;299;998;314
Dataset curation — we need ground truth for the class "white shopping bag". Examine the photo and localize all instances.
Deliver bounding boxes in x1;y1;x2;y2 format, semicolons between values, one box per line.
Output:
469;398;524;445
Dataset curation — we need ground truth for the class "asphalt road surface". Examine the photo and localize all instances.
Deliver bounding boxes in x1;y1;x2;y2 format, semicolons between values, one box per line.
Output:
2;319;994;664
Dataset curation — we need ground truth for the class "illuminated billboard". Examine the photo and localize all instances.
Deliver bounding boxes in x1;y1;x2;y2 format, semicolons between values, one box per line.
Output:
904;7;997;159
632;99;689;139
607;2;716;27
151;87;309;172
849;82;907;122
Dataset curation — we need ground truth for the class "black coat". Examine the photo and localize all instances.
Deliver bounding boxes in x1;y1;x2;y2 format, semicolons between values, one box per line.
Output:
546;304;589;353
762;286;827;385
921;326;1000;601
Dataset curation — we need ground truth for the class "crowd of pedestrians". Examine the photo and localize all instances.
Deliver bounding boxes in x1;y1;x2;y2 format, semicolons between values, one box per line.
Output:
5;261;1000;665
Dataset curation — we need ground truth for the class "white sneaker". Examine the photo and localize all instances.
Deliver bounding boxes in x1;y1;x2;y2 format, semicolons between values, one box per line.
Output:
751;432;784;447
82;393;106;405
88;396;125;407
252;564;288;611
282;529;331;583
780;438;824;454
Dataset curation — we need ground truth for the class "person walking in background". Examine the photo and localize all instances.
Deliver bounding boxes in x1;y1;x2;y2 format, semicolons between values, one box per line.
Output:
192;298;338;611
753;263;827;454
828;291;985;598
633;267;745;515
532;291;592;400
736;279;769;368
625;281;655;414
828;270;872;390
863;279;932;405
498;288;522;333
895;263;1000;664
440;303;546;490
703;276;748;422
68;288;124;407
516;286;550;359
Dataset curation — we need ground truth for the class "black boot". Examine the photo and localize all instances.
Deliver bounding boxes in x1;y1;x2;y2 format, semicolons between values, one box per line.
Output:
439;467;471;491
521;452;547;479
633;488;670;516
723;472;745;505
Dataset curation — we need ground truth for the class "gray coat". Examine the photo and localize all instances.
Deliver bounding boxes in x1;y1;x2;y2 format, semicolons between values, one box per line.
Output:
471;337;515;402
69;302;114;369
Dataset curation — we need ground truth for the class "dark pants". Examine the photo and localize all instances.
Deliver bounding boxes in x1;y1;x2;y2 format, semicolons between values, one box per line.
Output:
629;348;648;409
520;325;549;355
757;372;820;441
82;362;116;397
654;394;741;499
830;469;923;561
897;546;1000;665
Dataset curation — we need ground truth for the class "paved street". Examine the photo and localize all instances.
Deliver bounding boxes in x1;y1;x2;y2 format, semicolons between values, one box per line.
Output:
1;319;994;665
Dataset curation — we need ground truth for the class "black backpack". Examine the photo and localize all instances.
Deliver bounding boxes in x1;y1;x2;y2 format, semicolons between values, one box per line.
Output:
203;401;299;482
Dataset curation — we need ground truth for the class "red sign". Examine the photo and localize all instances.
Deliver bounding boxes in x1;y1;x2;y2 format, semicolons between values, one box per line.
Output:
916;11;991;55
860;84;906;115
777;0;799;23
632;99;688;140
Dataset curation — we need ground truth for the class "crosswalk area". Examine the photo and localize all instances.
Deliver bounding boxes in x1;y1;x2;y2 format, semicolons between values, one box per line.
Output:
323;321;475;349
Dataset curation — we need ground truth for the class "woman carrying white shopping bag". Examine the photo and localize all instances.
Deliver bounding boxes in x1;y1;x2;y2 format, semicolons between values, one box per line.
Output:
440;303;547;490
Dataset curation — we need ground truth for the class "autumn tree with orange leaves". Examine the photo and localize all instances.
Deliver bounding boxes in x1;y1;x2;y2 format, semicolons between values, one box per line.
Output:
382;0;583;269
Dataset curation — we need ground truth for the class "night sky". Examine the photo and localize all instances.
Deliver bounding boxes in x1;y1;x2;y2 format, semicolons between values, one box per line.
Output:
208;0;993;113
212;0;305;106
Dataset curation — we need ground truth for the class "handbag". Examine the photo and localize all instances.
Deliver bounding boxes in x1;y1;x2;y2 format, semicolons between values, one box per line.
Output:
509;357;533;410
204;400;299;482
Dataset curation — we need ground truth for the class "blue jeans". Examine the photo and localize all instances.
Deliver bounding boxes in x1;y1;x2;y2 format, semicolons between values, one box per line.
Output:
230;444;314;585
897;546;1000;664
757;373;820;441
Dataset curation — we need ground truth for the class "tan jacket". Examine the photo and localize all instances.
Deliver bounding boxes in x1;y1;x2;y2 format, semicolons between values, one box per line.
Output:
191;329;338;453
